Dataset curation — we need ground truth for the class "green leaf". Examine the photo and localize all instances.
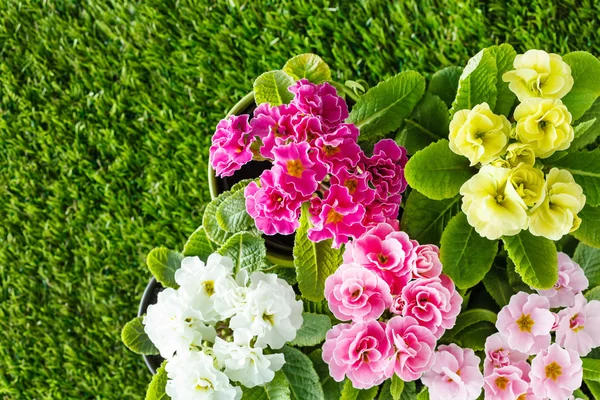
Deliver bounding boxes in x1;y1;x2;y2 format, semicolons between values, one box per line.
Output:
586;379;600;398
428;66;463;107
309;349;344;400
583;358;600;381
183;225;217;261
450;49;498;116
217;232;267;274
562;51;600;121
294;204;344;302
147;247;183;289
217;188;254;233
457;321;497;351
487;44;517;116
405;140;474;200
573;205;600;248
574;388;590;400
401;191;460;246
483;266;513;308
340;380;379;400
283;54;331;84
571;113;600;151
390;375;404;400
585;286;600;302
416;387;429;400
502;230;558;290
145;362;168;400
396;93;449;155
121;316;159;355
254;70;295;106
550;149;600;206
574;242;600;288
281;346;325;400
289;313;331;347
440;212;498;289
204;191;236;245
444;308;497;339
348;71;426;150
507;258;533;294
242;370;292;400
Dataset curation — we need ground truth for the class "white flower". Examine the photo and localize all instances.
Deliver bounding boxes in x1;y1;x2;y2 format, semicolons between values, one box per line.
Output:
143;288;216;359
213;270;252;320
230;272;303;349
165;350;242;400
213;337;285;388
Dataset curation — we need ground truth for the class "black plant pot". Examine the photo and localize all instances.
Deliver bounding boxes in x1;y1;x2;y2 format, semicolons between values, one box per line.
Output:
138;277;165;375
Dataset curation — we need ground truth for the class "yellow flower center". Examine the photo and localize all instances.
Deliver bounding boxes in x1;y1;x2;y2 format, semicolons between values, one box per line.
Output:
262;313;275;325
495;376;509;391
323;145;340;156
326;209;344;224
344;178;358;194
545;361;562;381
516;314;534;332
286;159;305;178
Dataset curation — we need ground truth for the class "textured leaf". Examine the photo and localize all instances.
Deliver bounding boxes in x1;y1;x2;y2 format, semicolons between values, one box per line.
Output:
217;232;267;273
254;70;295;106
573;205;600;248
204;191;236;245
574;388;590;400
502;231;558;290
340;380;379;400
483;266;513;307
457;321;497;351
121;316;159;355
294;204;344;302
183;225;217;261
348;71;425;149
147;247;183;289
401;191;461;246
390;375;404;400
583;358;600;381
396;93;449;155
550;149;600;206
574;243;600;288
585;286;600;302
444;308;497;339
440;212;498;289
289;313;331;347
283;54;331;84
486;44;517;116
571;115;599;151
428;66;463;107
416;387;429;400
145;362;168;400
405;140;474;200
586;379;600;398
281;346;324;400
242;370;291;400
451;49;498;116
217;188;254;233
507;258;533;294
562;51;600;121
309;349;344;400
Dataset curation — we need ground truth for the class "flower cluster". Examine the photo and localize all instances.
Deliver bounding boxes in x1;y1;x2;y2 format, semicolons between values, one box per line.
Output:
321;222;462;389
143;254;303;400
483;253;597;400
210;79;408;247
450;50;586;240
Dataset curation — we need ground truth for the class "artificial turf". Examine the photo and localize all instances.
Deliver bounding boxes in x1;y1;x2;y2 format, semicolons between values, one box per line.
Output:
0;0;599;398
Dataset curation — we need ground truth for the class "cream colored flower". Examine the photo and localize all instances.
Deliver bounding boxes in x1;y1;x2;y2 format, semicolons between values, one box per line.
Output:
507;163;545;207
490;143;536;168
460;165;529;240
514;98;574;158
449;103;511;166
529;168;586;240
502;50;574;101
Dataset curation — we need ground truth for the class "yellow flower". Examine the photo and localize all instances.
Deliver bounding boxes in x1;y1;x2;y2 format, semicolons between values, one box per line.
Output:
514;98;574;158
502;50;574;101
507;163;545;207
460;165;528;240
490;143;536;168
449;103;511;166
529;168;586;240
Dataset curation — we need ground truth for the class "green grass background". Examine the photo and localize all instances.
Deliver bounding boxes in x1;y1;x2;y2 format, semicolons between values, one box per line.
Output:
0;0;598;398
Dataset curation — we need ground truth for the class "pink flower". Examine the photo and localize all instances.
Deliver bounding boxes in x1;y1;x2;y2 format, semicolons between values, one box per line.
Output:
324;263;392;322
314;135;363;174
293;114;327;145
537;252;589;308
483;333;529;375
496;292;554;355
210;114;254;177
322;320;392;389
556;293;600;356
385;316;436;381
390;295;406;315
308;185;367;247
245;166;302;235
483;365;529;400
251;103;302;159
272;141;319;197
401;275;462;338
289;79;348;126
329;169;376;207
362;139;408;201
421;344;484;400
363;196;402;226
530;343;582;400
412;244;442;279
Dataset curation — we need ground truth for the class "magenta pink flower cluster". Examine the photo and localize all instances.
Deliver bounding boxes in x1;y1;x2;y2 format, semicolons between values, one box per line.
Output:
209;80;408;246
321;222;462;389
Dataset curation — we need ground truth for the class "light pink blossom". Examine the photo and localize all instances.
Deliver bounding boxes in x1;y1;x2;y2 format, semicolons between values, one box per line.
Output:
288;79;348;126
412;244;442;279
483;365;529;400
496;292;554;355
537;252;589;308
421;344;484;400
210;114;254;177
556;293;600;356
272;141;318;197
483;332;529;375
530;343;582;400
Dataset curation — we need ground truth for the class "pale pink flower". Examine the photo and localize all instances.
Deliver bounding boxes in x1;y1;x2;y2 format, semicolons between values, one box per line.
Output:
384;316;436;381
322;320;392;389
412;244;442;279
288;79;348;126
421;344;484;400
537;252;589;308
390;295;406;315
530;343;583;400
483;365;529;400
483;332;529;375
496;292;554;355
556;293;600;356
272;141;319;197
210;114;255;177
324;263;392;322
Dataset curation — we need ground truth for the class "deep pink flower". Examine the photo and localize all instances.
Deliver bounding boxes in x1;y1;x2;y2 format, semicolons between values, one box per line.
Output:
210;114;254;177
530;343;582;400
272;141;319;197
327;123;360;141
537;252;589;308
362;139;408;200
324;263;392;323
483;365;529;400
496;292;554;355
556;293;600;356
412;244;443;279
244;166;302;235
322;320;392;389
293;114;327;145
483;333;529;375
289;79;348;126
421;344;484;400
401;275;462;339
308;185;367;247
362;196;402;226
390;295;406;315
385;316;436;381
251;103;302;159
330;169;376;207
314;135;363;174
